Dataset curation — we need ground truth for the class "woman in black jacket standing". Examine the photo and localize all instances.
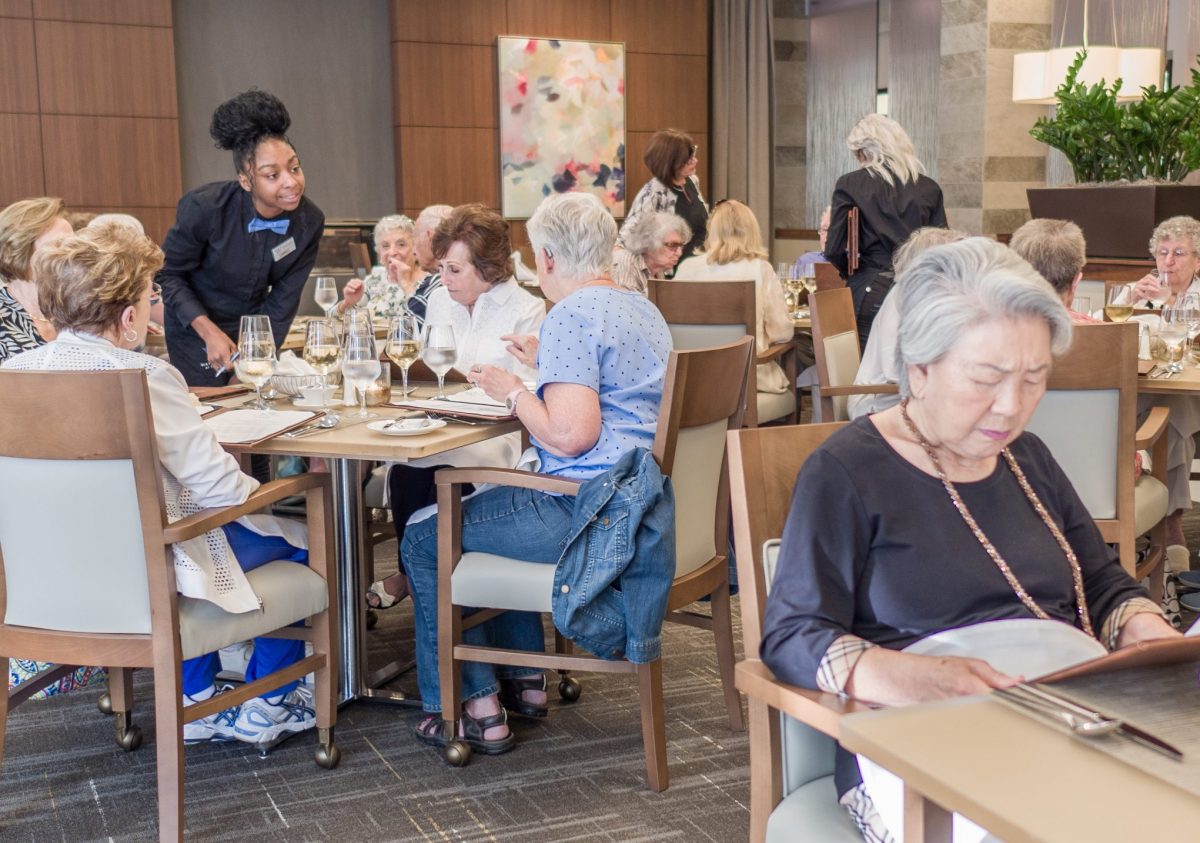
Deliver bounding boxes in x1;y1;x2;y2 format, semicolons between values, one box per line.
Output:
158;90;325;385
824;114;946;347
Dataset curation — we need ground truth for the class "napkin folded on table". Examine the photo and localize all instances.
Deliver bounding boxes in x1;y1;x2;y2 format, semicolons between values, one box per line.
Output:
275;350;317;376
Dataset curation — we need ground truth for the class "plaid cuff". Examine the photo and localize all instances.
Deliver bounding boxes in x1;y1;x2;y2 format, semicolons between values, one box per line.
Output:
816;634;876;695
1102;596;1165;650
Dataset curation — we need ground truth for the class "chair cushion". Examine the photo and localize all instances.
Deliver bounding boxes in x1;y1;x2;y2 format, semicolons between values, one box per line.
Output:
765;775;861;843
452;552;555;613
757;389;796;424
178;561;328;660
1134;474;1169;537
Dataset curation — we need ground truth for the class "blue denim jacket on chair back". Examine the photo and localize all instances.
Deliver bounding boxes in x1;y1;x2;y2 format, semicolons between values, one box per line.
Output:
552;448;676;663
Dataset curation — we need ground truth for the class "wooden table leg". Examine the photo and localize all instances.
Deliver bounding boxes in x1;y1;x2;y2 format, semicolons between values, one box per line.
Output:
904;784;952;843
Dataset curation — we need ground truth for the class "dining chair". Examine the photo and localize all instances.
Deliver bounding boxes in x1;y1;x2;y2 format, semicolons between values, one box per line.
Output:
431;337;755;791
0;369;341;842
1024;321;1170;599
727;422;863;843
647;277;798;426
808;287;897;422
348;241;372;278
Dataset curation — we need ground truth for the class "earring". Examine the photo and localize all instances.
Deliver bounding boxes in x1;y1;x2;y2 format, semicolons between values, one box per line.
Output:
123;328;138;344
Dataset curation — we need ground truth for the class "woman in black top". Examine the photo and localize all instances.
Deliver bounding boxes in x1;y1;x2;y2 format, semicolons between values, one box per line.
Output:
824;114;946;347
620;129;709;262
158;90;324;385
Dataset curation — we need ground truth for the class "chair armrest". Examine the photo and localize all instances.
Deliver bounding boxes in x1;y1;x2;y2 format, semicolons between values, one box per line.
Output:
1134;406;1169;450
735;660;871;739
162;474;328;543
436;466;582;496
819;383;899;398
756;341;794;365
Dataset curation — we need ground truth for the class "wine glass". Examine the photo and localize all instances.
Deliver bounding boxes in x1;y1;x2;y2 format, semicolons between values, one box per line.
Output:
1179;292;1200;361
386;313;421;398
236;315;276;410
422;323;458;399
342;331;381;419
776;262;795;312
1104;284;1134;322
1158;305;1189;374
314;276;338;317
303;319;342;424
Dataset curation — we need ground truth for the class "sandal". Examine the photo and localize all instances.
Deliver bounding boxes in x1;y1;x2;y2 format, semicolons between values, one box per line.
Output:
498;673;548;718
413;709;515;755
365;575;408;610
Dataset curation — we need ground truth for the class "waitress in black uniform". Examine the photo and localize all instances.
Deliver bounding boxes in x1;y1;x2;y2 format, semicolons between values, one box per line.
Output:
159;90;325;385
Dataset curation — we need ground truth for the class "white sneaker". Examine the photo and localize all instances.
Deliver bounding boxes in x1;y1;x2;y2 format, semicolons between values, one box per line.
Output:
233;684;316;748
182;684;240;744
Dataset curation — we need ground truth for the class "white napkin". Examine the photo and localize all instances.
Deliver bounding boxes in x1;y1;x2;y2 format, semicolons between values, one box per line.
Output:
275;350;316;375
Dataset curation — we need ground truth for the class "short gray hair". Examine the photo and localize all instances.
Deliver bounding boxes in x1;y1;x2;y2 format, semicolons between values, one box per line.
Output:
622;211;691;256
1149;215;1200;255
896;237;1073;396
526;193;617;281
893;226;968;277
415;204;453;236
1009;218;1086;295
373;213;413;249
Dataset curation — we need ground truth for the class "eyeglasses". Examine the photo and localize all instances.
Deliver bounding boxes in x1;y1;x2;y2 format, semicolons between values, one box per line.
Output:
149;282;163;305
689;145;699;158
1156;248;1196;259
663;241;685;251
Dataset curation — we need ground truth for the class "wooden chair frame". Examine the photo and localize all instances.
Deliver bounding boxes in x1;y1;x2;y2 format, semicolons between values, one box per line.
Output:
727;423;867;842
435;338;755;791
348;241;372;277
648;277;798;426
0;370;340;842
808;287;898;421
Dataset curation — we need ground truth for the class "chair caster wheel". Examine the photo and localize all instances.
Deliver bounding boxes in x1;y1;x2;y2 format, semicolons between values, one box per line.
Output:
117;724;143;752
443;739;472;767
97;693;113;715
558;676;581;702
315;742;341;769
365;609;378;630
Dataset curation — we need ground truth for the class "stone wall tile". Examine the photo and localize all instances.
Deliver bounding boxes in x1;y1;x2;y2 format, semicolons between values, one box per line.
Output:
988;22;1050;50
984;155;1045;181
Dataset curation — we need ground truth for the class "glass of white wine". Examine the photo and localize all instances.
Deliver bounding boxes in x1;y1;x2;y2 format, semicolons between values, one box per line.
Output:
236;315;277;410
342;331;381;419
422;322;457;399
303;319;342;421
314;276;338;317
386;313;421;397
1104;284;1134;323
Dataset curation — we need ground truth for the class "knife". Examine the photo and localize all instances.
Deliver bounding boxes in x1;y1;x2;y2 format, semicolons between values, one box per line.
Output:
1023;683;1184;760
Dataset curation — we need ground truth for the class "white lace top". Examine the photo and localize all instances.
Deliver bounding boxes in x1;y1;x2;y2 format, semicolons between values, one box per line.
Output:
2;331;306;612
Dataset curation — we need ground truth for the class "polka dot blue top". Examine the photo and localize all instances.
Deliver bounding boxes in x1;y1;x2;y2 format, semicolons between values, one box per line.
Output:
535;286;672;480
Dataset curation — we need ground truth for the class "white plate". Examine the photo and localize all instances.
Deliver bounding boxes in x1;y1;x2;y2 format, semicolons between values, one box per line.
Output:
367;418;447;436
902;618;1106;680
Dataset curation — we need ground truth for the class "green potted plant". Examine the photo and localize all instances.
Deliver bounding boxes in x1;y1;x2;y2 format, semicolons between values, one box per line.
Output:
1026;50;1200;258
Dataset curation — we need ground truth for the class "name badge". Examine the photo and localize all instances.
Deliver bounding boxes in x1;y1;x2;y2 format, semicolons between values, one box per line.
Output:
272;237;297;262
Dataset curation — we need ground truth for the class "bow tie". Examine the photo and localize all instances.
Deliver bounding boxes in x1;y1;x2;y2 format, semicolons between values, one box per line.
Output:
247;217;290;235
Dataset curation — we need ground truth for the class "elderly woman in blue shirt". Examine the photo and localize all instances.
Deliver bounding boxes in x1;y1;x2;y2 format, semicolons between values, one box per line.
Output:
401;192;673;755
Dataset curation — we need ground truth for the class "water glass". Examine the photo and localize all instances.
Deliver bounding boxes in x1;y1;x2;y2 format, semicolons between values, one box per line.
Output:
236;315;276;410
422;323;458;399
342;332;381;419
314;277;338;317
1159;306;1189;373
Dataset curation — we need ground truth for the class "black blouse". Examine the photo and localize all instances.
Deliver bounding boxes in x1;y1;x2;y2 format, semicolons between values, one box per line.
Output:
670;180;708;262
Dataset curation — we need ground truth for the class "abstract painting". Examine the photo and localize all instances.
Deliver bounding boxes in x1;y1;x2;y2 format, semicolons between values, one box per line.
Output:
497;36;625;219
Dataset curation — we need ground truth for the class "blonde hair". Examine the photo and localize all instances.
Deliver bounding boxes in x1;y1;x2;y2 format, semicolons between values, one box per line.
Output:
846;114;923;187
0;197;66;280
704;200;768;264
34;224;164;336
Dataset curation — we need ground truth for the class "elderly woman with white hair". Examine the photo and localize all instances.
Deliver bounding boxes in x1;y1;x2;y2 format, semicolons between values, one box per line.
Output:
401;192;672;755
763;237;1178;842
339;213;426;320
825;114;947;346
611;211;691;294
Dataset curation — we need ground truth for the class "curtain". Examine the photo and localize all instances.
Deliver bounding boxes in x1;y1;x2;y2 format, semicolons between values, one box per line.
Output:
711;0;775;245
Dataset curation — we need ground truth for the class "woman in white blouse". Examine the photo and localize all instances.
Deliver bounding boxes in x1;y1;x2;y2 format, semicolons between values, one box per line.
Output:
3;224;317;749
367;204;545;610
673;199;793;396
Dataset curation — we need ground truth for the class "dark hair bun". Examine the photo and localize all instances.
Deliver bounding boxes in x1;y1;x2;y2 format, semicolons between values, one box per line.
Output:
209;89;291;151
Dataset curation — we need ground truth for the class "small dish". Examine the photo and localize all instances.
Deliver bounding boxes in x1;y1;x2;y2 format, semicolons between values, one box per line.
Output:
367;418;447;436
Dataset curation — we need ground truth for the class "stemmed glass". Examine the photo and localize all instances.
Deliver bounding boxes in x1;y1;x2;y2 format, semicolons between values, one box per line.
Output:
386;313;421;397
235;315;276;410
314;277;338;318
1104;284;1134;322
1158;305;1189;374
776;262;795;312
342;330;381;419
422;323;458;399
1179;292;1200;362
303;319;342;424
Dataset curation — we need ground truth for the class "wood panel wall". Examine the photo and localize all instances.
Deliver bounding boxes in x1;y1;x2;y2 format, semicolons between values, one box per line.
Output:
0;0;181;242
389;0;710;254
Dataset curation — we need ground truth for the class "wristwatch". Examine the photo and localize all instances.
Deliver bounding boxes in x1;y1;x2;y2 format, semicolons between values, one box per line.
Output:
505;387;528;414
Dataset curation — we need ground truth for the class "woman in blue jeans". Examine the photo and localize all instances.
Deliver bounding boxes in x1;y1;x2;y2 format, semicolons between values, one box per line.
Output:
402;192;673;753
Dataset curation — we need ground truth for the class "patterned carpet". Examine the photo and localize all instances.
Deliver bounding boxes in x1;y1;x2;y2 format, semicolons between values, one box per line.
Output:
0;538;752;842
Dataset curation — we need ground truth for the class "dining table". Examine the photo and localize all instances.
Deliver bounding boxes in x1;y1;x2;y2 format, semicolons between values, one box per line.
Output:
213;384;522;706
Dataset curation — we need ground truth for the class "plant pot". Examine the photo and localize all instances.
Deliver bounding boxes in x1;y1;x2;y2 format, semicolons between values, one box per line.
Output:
1027;185;1200;259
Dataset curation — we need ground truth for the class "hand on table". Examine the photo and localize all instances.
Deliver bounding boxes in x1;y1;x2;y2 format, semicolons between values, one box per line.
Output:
845;648;1022;707
466;363;523;403
1115;611;1181;649
502;333;539;369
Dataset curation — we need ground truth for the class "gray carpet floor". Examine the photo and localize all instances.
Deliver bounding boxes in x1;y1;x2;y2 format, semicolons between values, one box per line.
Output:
0;537;752;842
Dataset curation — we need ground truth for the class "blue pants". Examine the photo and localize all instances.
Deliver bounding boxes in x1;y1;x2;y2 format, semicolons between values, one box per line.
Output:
180;522;307;699
401;485;574;713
